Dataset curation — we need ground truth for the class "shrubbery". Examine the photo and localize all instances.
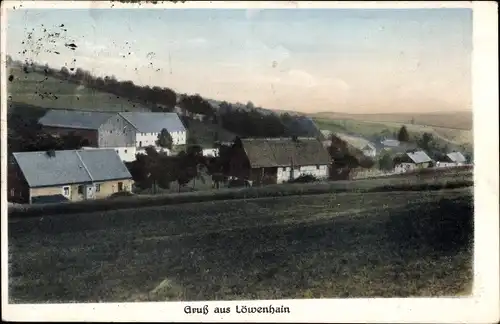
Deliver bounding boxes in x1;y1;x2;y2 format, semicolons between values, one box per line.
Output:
9;175;472;219
288;174;319;183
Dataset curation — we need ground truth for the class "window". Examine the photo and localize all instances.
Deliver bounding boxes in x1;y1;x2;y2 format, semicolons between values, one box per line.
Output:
95;184;101;193
77;185;84;195
317;165;320;170
63;186;70;196
118;182;124;192
10;188;15;197
124;149;127;153
110;130;113;134
139;141;142;147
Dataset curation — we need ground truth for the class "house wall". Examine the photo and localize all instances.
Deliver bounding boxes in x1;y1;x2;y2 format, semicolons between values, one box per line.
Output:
42;126;99;147
29;179;134;203
7;162;30;203
172;131;186;145
394;163;416;174
362;148;377;157
249;167;277;185
98;115;136;148
93;179;134;199
135;130;186;148
436;162;459;168
417;162;431;169
202;148;219;157
136;146;171;156
276;164;329;183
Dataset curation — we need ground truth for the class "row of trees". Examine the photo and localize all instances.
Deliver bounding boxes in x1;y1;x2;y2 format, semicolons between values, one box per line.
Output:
10;57;217;118
10;57;315;141
218;101;287;138
126;144;211;193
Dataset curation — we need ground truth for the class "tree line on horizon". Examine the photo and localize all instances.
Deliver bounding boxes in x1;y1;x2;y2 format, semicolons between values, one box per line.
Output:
8;56;306;139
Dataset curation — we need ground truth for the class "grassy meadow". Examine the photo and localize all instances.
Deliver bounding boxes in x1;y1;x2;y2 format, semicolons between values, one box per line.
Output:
311;111;473;131
313;117;473;149
8;186;473;302
7;66;150;112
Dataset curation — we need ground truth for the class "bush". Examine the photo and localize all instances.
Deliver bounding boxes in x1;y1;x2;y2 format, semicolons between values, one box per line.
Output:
108;191;135;199
8;173;472;219
385;195;473;252
288;174;319;183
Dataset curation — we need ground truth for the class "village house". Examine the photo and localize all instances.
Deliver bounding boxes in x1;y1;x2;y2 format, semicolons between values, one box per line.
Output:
361;143;377;157
435;151;468;168
8;149;134;204
374;138;419;155
38;110;187;159
228;137;332;185
393;150;433;174
38;109;136;150
119;112;187;148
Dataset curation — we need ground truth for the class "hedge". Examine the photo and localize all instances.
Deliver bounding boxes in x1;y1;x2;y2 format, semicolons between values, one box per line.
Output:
8;172;473;219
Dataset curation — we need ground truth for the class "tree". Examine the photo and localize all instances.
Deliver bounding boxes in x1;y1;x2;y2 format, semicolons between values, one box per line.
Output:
378;152;394;171
156;128;173;150
60;66;70;78
417;132;434;151
246;101;255;110
397;125;410;142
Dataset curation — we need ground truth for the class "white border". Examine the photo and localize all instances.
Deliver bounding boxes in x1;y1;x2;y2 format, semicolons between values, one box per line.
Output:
1;1;498;323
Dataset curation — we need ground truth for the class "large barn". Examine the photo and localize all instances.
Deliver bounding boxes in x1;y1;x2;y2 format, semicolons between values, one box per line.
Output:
228;137;332;185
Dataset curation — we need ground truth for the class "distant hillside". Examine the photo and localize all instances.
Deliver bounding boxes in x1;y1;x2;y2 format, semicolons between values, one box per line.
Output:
311;111;472;131
7;66;151;112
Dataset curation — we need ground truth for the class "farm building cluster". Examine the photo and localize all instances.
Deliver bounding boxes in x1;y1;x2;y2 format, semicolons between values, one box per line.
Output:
7;109;469;205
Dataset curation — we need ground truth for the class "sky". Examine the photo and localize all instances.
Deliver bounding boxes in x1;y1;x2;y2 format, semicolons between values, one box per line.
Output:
6;8;473;114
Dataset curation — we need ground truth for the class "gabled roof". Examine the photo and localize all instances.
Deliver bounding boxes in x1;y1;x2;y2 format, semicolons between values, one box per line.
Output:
381;139;401;147
119;112;186;133
38;109;115;130
446;152;466;163
12;149;132;188
240;137;331;168
406;150;432;164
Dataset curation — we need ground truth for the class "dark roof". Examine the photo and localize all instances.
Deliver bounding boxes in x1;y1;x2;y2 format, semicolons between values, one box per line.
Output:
12;149;132;188
241;137;331;168
38;109;115;130
447;152;466;163
406;150;432;164
119;112;186;133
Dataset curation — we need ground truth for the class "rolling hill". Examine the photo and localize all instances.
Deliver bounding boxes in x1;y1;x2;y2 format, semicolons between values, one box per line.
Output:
6;66;238;148
310;111;472;131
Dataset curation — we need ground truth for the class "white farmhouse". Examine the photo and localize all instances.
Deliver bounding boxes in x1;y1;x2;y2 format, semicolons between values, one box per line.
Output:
393;150;433;174
119;112;187;148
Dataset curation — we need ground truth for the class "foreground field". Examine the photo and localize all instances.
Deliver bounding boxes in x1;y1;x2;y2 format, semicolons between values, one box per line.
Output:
9;187;473;302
